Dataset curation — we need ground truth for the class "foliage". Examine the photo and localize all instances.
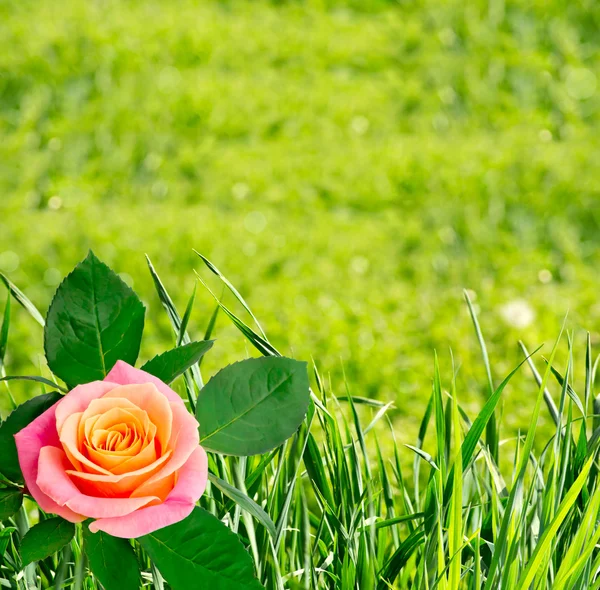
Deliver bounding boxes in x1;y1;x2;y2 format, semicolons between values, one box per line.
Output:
1;254;600;588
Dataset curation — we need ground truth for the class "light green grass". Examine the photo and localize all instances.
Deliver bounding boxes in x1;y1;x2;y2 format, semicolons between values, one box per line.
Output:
2;261;600;589
1;0;600;445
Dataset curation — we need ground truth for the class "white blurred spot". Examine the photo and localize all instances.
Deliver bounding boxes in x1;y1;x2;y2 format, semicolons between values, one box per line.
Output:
438;28;457;47
358;329;374;350
44;268;62;286
350;256;370;275
48;196;62;210
48;137;62;152
151;181;168;199
538;269;553;284
244;211;267;234
350;116;370;135
439;86;456;105
232;182;250;200
438;226;456;245
465;289;477;302
0;251;20;273
158;66;182;92
565;67;597;100
500;299;535;329
243;242;257;256
538;129;553;142
144;153;162;171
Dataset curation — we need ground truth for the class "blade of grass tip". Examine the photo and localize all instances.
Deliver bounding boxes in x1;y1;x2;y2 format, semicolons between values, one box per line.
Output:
432;353;446;480
414;394;434;509
364;402;394;436
515;455;595;590
198;304;220;369
546;362;585;417
194;270;280;357
448;358;463;590
194;250;269;340
519;341;559;426
0;295;16;410
484;320;566;590
442;345;542;507
177;283;196;346
0;375;67;393
585;332;592;417
203;303;219;342
0;272;45;328
0;293;9;365
464;289;498;459
146;255;204;398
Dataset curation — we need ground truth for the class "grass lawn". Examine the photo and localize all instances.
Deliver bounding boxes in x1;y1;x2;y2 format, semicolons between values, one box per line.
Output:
1;0;600;444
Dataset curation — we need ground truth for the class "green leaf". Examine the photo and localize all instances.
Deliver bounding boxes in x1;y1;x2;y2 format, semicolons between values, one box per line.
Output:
20;517;75;566
44;251;145;386
0;489;23;520
140;340;214;384
197;356;309;455
83;527;140;590
138;506;263;590
0;392;62;483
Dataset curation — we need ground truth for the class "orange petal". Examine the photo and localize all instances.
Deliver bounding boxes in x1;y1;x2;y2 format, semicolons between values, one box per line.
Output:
102;384;172;453
66;449;172;497
59;413;112;475
132;402;198;497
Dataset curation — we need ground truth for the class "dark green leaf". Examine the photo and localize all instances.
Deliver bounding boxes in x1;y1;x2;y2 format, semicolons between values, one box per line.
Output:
140;340;214;384
197;357;309;455
83;528;140;590
0;489;23;520
44;251;145;386
0;392;62;483
20;517;75;566
138;507;263;590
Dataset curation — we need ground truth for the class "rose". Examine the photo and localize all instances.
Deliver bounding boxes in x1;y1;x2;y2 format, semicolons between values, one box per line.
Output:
14;361;208;538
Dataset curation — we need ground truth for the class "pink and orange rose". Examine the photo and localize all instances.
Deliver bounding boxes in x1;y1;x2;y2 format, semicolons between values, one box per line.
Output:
14;361;207;538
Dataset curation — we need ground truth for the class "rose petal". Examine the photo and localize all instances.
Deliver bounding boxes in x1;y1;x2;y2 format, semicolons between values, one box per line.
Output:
130;402;199;497
55;381;120;436
101;384;172;452
89;446;208;538
66;450;172;497
37;446;160;518
105;361;184;406
14;403;84;523
59;413;113;475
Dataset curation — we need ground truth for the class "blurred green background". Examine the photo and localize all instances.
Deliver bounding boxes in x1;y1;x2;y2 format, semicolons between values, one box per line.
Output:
1;0;599;438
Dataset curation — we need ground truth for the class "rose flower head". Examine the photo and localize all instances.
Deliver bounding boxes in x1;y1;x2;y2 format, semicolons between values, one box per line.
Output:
15;361;207;538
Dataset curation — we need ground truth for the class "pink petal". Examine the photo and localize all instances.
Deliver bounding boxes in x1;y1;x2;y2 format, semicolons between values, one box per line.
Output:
55;381;119;435
89;446;208;538
14;404;84;523
105;361;184;405
37;447;159;519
